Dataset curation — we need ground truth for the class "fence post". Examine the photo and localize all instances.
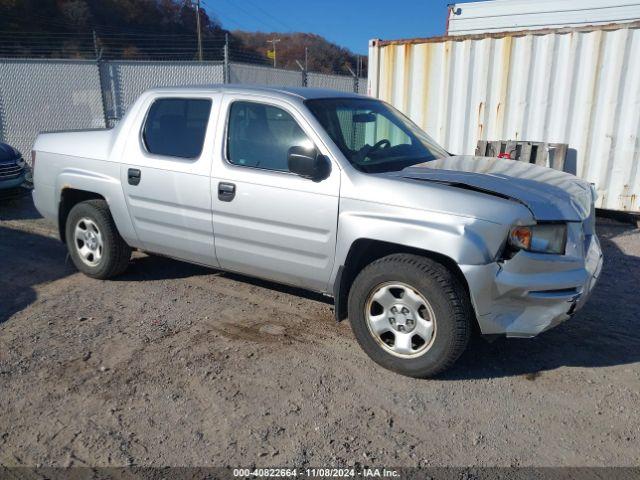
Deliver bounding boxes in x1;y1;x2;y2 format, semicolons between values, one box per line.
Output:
345;64;358;93
223;33;230;84
96;60;110;127
93;31;111;128
108;63;119;122
295;60;307;87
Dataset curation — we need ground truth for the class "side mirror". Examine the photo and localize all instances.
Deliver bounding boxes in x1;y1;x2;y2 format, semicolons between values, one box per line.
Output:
287;145;331;181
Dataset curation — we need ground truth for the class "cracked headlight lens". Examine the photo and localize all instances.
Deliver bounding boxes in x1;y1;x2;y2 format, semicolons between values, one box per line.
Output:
508;224;567;255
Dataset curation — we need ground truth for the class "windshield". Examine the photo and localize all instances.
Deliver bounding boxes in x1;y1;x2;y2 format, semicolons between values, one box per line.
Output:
305;97;449;173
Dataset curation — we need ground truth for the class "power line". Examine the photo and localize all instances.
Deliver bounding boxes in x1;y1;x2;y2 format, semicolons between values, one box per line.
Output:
200;1;246;30
241;0;298;32
217;0;287;33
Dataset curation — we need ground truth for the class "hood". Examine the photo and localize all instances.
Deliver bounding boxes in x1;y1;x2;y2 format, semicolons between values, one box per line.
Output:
384;156;593;222
0;142;21;164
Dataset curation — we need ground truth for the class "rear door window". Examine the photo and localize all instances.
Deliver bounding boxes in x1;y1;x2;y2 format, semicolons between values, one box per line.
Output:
143;98;212;159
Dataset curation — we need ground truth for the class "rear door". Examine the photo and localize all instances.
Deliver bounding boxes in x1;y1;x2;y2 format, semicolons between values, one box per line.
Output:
120;93;220;266
210;94;341;292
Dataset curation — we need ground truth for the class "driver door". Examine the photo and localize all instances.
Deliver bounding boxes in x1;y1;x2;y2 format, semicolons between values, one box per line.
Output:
210;95;341;292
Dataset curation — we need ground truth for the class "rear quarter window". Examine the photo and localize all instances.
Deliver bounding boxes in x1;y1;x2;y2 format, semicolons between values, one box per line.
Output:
142;98;212;159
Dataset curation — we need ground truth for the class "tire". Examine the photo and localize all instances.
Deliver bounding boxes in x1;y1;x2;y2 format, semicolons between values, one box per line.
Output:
65;199;131;279
347;253;471;378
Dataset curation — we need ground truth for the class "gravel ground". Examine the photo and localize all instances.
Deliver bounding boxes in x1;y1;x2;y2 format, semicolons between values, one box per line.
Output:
0;193;639;468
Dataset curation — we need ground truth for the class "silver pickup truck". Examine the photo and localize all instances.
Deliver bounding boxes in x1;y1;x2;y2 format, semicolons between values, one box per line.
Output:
32;85;603;378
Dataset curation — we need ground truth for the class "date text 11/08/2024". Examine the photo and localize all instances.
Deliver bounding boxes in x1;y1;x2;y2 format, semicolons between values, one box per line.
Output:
233;468;401;477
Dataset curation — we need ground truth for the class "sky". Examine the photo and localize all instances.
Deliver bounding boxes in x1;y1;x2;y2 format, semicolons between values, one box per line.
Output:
203;0;470;54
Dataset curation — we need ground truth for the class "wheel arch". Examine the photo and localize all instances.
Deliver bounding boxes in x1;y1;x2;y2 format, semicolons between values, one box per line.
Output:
58;188;106;243
54;171;139;248
333;238;475;326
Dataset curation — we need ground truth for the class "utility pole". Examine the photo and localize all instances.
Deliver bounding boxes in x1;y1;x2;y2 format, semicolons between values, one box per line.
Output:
266;38;281;68
304;46;308;71
195;0;203;61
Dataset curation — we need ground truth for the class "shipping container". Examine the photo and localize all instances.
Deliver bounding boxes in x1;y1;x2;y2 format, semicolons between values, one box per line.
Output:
447;0;640;35
367;21;640;212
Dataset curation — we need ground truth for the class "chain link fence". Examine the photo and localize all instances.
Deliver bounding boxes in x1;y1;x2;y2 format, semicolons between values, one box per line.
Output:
0;58;366;163
357;77;368;95
0;59;105;163
229;63;302;87
307;72;356;93
100;61;225;123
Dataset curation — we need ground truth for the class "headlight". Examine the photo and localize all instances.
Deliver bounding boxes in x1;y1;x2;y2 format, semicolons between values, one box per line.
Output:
508;224;567;255
16;157;26;168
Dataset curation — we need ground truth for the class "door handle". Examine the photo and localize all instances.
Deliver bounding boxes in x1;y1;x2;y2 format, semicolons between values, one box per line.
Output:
218;182;236;201
128;168;141;186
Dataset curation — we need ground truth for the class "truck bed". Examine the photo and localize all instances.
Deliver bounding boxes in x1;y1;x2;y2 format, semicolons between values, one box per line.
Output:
34;128;117;162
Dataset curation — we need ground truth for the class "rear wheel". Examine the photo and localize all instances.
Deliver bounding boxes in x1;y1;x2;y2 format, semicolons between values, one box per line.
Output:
65;200;131;279
348;254;471;378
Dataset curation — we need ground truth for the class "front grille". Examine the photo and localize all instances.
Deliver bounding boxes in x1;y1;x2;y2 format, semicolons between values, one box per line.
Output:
0;162;24;180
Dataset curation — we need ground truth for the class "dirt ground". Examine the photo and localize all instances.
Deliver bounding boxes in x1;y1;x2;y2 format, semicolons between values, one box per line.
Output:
1;193;639;468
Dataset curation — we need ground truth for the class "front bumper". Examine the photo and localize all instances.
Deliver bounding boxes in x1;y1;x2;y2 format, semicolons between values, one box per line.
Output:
0;172;27;193
461;233;603;337
0;159;27;190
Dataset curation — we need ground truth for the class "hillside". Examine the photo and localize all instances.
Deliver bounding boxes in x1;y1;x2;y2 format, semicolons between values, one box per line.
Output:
231;31;366;75
0;0;365;75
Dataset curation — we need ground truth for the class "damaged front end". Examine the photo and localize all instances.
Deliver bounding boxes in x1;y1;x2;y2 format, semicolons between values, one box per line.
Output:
387;155;604;337
375;155;604;337
461;211;603;338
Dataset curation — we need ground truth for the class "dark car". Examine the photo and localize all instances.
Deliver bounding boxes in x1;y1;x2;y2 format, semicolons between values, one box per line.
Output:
0;142;28;196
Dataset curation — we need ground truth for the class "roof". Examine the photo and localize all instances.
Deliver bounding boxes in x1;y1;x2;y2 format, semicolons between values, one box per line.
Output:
372;19;640;46
146;84;363;100
447;0;640;36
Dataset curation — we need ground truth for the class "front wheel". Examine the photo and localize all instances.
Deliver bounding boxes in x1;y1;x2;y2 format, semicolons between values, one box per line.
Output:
65;199;131;279
347;254;472;378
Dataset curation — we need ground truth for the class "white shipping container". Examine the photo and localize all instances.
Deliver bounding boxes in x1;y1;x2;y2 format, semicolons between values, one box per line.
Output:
368;21;640;212
447;0;640;35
